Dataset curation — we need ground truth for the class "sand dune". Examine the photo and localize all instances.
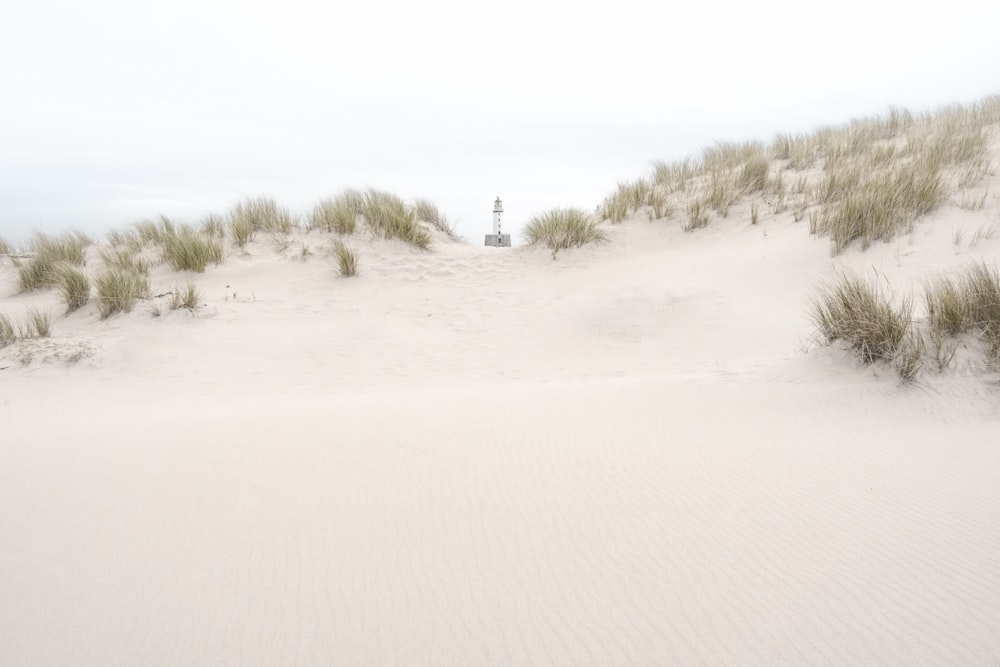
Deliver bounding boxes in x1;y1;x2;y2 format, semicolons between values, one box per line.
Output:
3;153;1000;663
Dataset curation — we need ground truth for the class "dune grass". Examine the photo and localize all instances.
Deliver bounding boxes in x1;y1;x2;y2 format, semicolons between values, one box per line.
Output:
597;94;998;254
926;263;1000;362
17;231;91;292
0;313;14;347
684;199;710;231
309;190;362;234
0;236;10;257
524;208;605;254
737;156;770;194
230;197;296;236
23;307;51;338
162;230;223;272
171;282;201;310
95;269;150;319
57;265;91;313
811;160;945;253
811;272;912;365
413;198;457;239
229;214;256;248
360;189;431;249
598;194;628;224
100;247;150;275
331;239;359;276
199;214;225;238
599;180;653;223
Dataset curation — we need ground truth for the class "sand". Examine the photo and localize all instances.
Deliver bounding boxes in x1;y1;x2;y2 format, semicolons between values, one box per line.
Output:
2;208;999;665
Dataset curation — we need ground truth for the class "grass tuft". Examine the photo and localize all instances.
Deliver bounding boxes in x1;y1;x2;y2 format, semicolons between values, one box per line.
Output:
56;265;91;313
162;231;223;272
309;190;363;234
229;215;256;248
813;162;945;253
684;199;710;231
524;208;605;254
24;307;52;338
95;270;150;319
100;247;150;275
201;214;226;238
332;239;359;276
738;157;770;194
925;263;1000;364
18;231;91;292
230;197;296;236
0;313;15;347
360;189;431;249
413;198;457;239
811;272;911;365
171;282;201;310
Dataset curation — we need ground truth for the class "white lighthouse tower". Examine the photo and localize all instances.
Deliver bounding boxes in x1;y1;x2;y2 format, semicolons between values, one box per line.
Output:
485;196;511;247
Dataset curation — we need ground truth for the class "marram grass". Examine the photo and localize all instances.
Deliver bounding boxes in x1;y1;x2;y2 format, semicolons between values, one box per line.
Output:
18;231;91;292
332;239;359;277
811;272;911;365
162;231;223;272
524;208;605;254
57;265;91;313
95;269;150;319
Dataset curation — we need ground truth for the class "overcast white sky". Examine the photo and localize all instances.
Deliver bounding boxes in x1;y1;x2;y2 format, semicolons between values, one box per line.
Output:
1;0;998;245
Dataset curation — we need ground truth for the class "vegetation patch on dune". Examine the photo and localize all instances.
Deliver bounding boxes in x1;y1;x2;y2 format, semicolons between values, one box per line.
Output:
0;312;15;347
57;265;91;314
813;262;1000;380
413;198;458;239
230;197;296;236
926;263;1000;363
524;208;605;254
596;95;1000;254
332;239;359;276
100;247;150;275
812;272;913;365
360;189;431;249
309;190;362;235
162;230;223;272
17;231;91;292
95;269;150;319
171;282;202;310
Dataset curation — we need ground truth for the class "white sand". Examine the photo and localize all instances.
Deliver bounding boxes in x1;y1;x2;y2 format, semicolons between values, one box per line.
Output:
2;207;1000;665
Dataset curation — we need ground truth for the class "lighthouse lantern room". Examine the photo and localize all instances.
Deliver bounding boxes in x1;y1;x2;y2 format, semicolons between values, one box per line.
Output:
485;196;511;247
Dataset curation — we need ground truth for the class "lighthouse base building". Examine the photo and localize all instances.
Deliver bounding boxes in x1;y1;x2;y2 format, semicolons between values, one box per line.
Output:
484;233;511;247
485;196;511;247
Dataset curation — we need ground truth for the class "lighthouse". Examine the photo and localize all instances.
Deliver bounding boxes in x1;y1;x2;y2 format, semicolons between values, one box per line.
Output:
485;196;511;247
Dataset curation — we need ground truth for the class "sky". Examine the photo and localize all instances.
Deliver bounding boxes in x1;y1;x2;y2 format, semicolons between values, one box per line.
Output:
1;0;999;246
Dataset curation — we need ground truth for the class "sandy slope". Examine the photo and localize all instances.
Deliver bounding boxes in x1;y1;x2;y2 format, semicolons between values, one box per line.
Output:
2;210;1000;665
